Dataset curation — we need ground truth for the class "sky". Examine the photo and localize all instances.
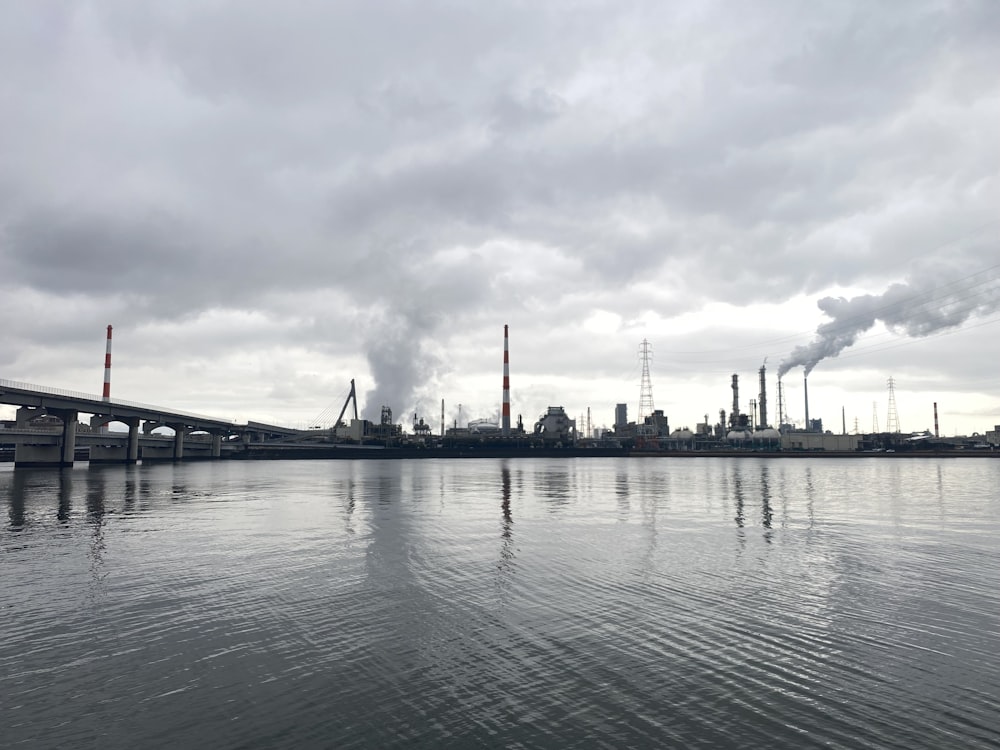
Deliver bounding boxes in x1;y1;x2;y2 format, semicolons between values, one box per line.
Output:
2;0;999;438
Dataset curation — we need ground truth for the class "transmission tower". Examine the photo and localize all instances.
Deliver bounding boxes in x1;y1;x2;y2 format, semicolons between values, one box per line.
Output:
886;377;900;433
638;339;655;422
872;401;879;433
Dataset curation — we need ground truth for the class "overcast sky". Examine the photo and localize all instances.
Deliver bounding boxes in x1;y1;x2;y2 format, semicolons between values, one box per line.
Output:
2;0;998;437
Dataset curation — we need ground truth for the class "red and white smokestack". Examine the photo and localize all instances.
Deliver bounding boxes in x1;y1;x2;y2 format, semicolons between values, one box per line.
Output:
102;324;113;402
934;402;939;438
502;324;511;436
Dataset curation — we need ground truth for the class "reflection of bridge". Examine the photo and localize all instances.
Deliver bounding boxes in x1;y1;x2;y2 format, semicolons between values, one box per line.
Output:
0;379;300;467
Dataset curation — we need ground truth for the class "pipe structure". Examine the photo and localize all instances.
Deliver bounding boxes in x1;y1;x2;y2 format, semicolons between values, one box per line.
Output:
803;375;810;432
502;324;511;436
103;325;113;402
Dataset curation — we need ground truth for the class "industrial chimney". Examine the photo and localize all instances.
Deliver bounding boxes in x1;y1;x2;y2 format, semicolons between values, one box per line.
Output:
758;364;768;430
730;374;739;428
103;325;113;402
502;324;511;436
803;375;810;432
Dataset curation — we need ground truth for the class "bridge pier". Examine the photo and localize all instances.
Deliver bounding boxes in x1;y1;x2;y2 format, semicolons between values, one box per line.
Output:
88;416;142;464
169;423;186;461
13;408;77;467
127;418;140;462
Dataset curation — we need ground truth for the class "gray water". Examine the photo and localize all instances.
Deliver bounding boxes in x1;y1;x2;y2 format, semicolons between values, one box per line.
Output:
2;457;999;749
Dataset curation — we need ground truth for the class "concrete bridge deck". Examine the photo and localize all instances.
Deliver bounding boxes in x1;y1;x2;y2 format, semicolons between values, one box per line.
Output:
1;379;299;467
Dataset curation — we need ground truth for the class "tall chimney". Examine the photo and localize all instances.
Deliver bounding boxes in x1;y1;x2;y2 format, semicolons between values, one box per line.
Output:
934;402;939;438
502;324;511;436
730;374;739;428
758;364;768;430
103;325;113;402
803;375;810;431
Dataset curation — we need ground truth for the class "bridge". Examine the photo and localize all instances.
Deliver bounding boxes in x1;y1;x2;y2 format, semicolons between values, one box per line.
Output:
0;379;301;467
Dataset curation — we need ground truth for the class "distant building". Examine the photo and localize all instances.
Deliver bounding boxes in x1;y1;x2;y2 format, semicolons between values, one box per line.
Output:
534;406;576;443
614;403;628;432
642;409;670;437
986;425;1000;447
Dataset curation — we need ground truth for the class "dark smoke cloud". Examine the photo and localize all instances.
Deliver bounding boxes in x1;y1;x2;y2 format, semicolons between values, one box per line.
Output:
778;265;1000;378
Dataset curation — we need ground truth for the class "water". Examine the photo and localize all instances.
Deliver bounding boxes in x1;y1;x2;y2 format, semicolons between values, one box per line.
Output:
2;457;999;749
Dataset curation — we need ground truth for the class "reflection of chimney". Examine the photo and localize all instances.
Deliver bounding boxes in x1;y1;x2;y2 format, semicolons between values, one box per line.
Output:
502;324;511;436
804;375;810;431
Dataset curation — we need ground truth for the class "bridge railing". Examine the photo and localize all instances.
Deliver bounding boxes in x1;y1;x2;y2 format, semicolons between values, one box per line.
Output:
0;378;237;425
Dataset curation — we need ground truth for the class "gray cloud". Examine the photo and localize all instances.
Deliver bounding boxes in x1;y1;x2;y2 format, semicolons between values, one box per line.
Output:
2;0;999;430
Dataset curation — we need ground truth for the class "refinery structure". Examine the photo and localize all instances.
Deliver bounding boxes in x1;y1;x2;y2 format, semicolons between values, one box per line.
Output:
3;323;999;464
284;324;998;456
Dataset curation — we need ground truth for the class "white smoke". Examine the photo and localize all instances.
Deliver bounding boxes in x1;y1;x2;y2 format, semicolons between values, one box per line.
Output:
362;305;444;423
778;265;1000;378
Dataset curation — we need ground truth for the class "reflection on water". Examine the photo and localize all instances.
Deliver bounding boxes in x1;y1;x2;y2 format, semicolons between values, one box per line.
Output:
496;462;515;602
614;470;630;522
733;465;745;528
7;471;26;531
1;457;999;750
760;464;773;534
57;468;73;522
85;468;109;598
539;464;571;509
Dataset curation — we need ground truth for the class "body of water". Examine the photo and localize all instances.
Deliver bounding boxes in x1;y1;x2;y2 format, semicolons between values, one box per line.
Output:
2;457;999;748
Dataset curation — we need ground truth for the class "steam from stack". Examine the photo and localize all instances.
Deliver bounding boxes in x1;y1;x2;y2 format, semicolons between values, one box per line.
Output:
778;263;1000;380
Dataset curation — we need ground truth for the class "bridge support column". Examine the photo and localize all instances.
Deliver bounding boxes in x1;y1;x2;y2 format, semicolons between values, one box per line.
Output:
127;418;140;463
88;417;141;464
168;423;186;461
58;410;78;466
14;409;78;467
211;433;223;459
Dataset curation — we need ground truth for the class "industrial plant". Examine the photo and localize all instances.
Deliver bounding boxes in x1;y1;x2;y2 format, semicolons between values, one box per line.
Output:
250;325;999;457
3;323;998;465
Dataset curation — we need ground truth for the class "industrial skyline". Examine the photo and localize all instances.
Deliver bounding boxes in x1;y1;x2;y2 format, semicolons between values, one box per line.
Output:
1;1;998;436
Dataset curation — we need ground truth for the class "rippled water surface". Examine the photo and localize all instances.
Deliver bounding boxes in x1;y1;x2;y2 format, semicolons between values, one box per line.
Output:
3;457;999;749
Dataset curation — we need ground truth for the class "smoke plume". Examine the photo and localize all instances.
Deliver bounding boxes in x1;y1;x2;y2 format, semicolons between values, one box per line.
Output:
362;305;444;424
778;266;1000;378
